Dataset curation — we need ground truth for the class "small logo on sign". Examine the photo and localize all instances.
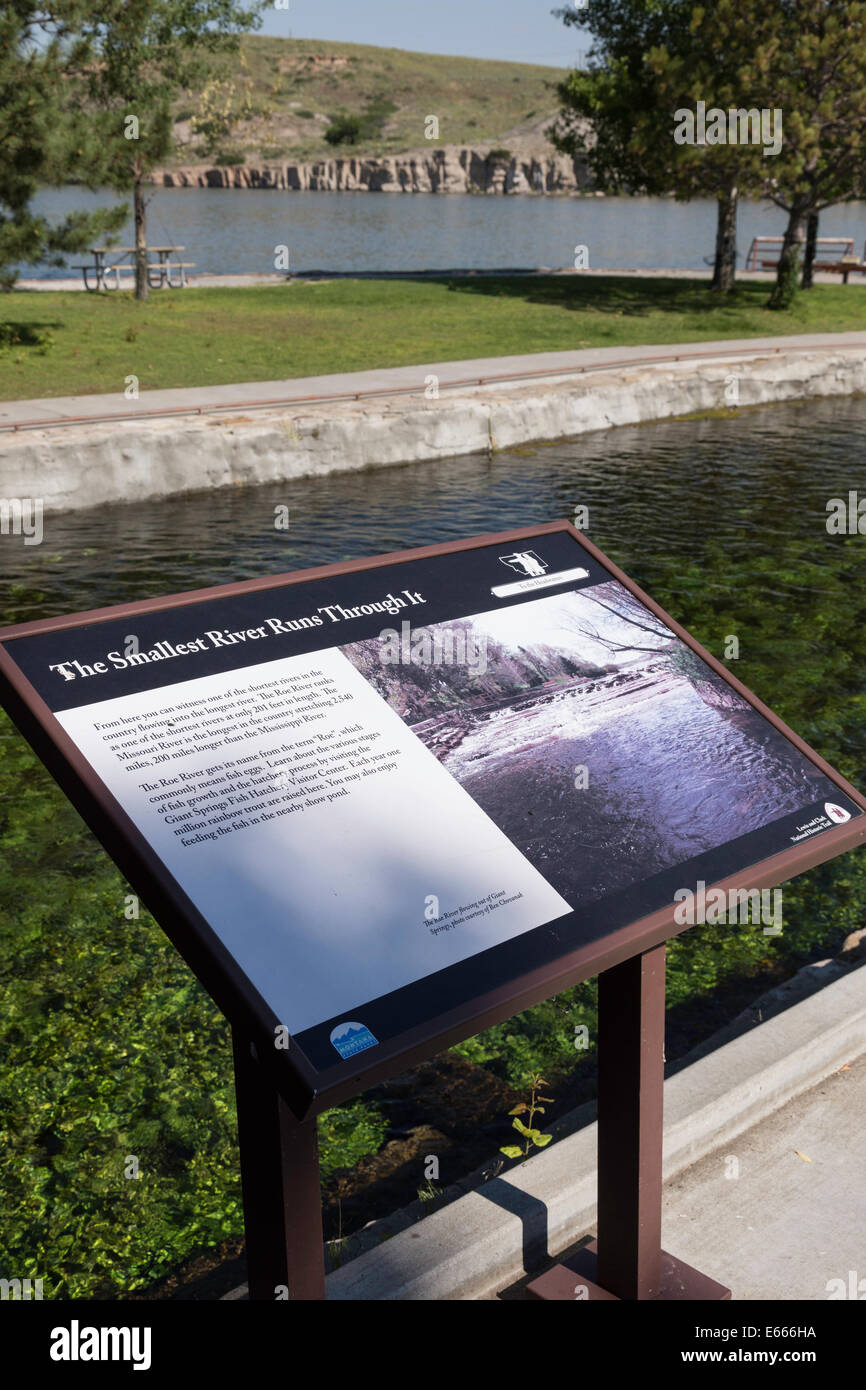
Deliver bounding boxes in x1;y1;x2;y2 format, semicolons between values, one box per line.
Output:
330;1021;379;1059
824;802;852;824
499;550;548;578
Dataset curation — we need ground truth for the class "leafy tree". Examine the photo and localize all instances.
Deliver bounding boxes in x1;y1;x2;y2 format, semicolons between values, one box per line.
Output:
0;3;125;290
550;1;683;198
645;1;866;304
551;1;775;292
642;4;785;294
78;1;265;300
190;63;260;161
655;0;866;305
552;1;866;306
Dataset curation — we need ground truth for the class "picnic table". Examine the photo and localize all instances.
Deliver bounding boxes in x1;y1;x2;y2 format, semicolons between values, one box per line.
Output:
746;235;866;282
75;246;195;291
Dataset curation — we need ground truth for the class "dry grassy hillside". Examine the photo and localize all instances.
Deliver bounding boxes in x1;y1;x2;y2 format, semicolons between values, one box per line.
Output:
171;35;567;167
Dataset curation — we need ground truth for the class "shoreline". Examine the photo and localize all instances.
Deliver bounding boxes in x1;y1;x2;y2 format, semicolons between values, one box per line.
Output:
2;335;866;513
14;266;862;292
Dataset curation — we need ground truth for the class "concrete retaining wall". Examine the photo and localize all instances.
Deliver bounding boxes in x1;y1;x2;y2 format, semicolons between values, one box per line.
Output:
3;347;866;513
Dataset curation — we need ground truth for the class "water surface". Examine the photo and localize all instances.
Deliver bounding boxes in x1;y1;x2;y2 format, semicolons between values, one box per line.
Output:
19;187;866;277
1;394;862;616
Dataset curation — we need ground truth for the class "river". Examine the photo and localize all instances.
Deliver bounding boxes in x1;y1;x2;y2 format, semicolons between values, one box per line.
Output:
0;393;862;619
18;186;866;277
2;394;863;822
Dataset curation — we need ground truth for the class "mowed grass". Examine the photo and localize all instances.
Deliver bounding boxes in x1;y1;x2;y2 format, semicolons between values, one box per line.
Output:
2;275;866;401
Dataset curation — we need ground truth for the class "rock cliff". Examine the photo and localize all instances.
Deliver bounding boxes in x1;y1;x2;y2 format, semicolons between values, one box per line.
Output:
150;146;590;194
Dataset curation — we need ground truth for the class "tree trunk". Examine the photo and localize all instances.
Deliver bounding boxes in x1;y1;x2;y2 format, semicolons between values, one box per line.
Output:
802;210;819;289
133;171;148;302
768;200;808;309
711;187;738;292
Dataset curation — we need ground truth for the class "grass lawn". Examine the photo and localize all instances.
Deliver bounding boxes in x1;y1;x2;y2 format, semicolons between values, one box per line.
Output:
2;275;866;402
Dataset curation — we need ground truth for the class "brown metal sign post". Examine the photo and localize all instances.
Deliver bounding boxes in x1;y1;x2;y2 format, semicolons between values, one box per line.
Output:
1;522;863;1301
232;1032;327;1301
598;947;668;1299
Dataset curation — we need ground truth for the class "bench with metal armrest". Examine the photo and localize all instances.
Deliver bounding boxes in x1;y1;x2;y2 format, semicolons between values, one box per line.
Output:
745;235;866;281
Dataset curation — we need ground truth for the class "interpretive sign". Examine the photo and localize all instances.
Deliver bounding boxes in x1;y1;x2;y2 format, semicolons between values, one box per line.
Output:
1;522;864;1129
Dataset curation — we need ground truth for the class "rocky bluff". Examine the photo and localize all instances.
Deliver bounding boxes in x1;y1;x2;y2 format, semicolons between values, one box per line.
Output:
150;146;590;195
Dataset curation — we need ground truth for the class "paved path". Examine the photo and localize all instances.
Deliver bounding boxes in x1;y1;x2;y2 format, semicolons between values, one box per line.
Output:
660;1050;866;1302
4;331;866;431
505;1049;866;1302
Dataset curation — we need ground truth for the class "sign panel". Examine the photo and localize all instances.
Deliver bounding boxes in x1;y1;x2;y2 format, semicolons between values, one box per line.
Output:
1;523;863;1116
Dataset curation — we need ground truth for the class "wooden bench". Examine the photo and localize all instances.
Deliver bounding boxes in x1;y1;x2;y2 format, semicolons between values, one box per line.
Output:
746;235;866;282
832;256;866;283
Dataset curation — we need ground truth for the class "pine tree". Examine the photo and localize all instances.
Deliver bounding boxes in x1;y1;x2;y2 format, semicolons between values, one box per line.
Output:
760;2;866;307
0;4;125;290
77;2;264;300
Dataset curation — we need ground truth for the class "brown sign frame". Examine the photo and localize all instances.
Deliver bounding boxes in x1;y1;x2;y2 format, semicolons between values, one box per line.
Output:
2;520;864;1123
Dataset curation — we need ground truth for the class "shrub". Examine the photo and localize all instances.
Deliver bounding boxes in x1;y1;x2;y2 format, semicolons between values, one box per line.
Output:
324;114;363;146
325;95;397;147
212;146;247;166
0;323;52;350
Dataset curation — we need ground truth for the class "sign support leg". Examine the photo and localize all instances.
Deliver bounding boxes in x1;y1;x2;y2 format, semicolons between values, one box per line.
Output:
232;1031;326;1301
596;942;666;1297
527;945;730;1300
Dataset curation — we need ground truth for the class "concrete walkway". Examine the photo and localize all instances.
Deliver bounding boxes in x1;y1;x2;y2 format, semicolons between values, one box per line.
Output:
660;1049;866;1303
506;1050;866;1302
4;331;866;430
5;333;866;513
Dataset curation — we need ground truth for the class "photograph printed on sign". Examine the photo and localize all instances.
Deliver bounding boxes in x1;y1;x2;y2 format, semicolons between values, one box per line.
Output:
341;581;833;905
